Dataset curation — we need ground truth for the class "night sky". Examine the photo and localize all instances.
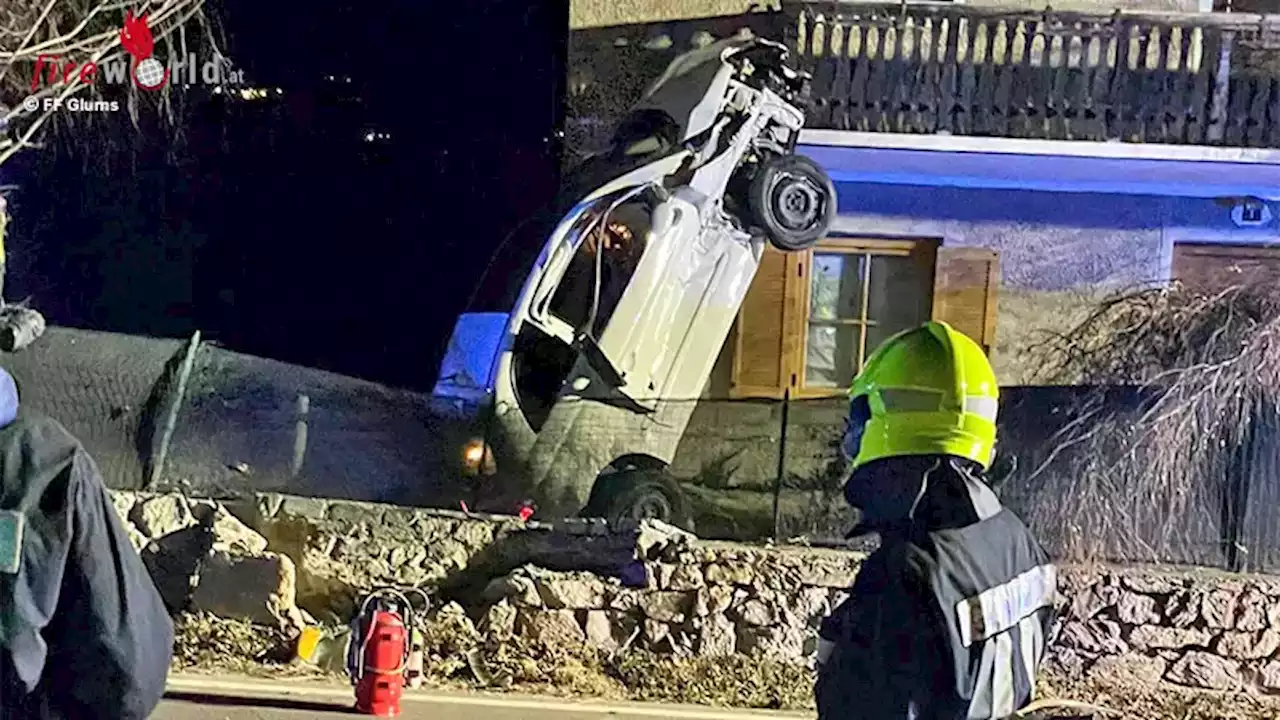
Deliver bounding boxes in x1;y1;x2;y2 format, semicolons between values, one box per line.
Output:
8;0;568;391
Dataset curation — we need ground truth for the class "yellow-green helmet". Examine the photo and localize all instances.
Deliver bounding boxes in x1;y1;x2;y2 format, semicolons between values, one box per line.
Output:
842;321;999;471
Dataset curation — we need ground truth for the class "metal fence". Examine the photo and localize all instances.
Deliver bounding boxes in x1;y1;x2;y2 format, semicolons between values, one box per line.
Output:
670;385;1280;573
7;328;1279;573
5;328;465;506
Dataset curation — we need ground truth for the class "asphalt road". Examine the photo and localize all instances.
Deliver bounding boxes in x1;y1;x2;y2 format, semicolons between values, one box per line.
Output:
157;676;809;720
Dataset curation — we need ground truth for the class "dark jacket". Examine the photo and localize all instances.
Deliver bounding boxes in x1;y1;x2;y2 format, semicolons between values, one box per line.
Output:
815;456;1056;720
0;370;173;719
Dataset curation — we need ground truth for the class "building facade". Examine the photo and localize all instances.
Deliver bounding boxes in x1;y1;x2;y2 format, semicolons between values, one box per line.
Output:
561;0;1280;522
566;0;1280;386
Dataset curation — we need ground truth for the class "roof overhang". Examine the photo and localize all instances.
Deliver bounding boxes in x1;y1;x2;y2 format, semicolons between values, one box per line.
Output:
797;130;1280;201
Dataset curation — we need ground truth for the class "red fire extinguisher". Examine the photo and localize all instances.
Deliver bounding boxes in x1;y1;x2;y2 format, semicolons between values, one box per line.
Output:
347;589;414;717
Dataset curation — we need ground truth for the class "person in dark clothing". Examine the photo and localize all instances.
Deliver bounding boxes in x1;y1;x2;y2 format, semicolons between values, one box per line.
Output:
0;367;173;719
815;321;1058;720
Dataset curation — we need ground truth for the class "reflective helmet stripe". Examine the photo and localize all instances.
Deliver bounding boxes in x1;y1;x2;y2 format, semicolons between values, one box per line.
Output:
877;387;945;412
963;395;999;422
872;390;998;421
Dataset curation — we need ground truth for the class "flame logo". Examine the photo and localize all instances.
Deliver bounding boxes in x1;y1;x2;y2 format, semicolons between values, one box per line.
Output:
120;10;169;90
119;11;155;61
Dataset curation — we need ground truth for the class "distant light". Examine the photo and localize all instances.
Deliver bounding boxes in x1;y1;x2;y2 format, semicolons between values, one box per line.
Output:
213;86;223;94
364;131;376;142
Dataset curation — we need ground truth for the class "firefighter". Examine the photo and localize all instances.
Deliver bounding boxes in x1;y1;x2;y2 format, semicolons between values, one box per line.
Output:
815;320;1057;720
0;367;174;719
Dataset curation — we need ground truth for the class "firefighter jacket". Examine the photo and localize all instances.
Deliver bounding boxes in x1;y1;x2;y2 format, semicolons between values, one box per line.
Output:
815;456;1057;720
0;369;173;720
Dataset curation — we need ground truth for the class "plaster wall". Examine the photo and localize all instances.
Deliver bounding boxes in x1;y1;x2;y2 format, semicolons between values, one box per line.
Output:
827;181;1280;384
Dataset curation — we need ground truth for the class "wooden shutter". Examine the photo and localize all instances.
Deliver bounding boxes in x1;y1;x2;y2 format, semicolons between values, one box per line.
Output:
1173;242;1280;294
730;245;804;398
931;247;999;355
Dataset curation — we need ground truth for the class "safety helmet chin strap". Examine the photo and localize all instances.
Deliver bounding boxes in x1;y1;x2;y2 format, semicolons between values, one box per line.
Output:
906;456;1003;526
954;457;1003;521
906;458;940;522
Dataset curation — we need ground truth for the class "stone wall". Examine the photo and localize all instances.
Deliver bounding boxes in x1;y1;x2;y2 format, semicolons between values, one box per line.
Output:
1055;568;1280;693
110;490;1280;697
480;542;860;661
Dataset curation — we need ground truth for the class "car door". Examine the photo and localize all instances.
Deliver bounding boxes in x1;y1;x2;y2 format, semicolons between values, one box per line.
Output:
592;190;763;407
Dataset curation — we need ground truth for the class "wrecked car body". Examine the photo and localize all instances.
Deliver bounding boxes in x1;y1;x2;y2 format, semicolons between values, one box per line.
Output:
431;36;837;526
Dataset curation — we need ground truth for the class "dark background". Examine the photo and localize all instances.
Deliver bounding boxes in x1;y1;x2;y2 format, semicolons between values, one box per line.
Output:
4;0;568;391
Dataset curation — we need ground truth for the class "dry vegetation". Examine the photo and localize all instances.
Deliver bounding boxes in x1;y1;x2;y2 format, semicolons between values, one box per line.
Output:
174;612;1280;718
1039;664;1280;720
0;0;218;170
1018;283;1280;564
171;612;305;677
173;610;814;710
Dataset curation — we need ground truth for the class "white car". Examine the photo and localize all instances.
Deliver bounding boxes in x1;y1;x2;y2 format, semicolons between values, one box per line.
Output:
431;36;837;527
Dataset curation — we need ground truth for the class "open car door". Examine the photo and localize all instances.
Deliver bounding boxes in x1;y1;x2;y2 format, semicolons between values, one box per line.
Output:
526;185;760;411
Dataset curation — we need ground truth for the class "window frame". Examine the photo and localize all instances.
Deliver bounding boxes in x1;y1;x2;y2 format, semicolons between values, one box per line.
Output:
726;236;1002;402
796;237;939;398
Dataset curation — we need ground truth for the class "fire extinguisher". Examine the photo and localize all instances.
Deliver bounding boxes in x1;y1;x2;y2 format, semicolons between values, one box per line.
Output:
347;588;414;717
403;588;431;689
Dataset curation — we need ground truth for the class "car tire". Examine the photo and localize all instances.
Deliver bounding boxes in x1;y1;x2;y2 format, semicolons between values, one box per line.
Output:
585;467;695;533
747;153;837;252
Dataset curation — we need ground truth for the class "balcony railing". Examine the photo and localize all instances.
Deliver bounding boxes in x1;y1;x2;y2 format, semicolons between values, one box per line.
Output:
786;2;1280;146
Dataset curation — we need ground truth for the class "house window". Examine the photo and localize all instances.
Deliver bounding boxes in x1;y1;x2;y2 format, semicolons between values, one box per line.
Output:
804;244;936;389
728;238;1000;399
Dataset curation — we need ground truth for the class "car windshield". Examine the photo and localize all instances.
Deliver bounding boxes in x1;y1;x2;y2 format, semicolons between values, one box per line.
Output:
466;210;565;314
466;199;608;316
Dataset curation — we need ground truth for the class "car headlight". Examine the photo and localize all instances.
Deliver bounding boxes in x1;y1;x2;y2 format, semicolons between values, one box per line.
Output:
462;439;496;477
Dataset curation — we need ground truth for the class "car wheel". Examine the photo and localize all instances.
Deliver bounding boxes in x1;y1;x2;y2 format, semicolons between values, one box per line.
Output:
747;153;837;252
586;467;695;533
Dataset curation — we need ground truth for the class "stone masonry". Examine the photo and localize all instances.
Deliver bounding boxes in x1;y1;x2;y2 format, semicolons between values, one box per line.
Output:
108;489;1280;697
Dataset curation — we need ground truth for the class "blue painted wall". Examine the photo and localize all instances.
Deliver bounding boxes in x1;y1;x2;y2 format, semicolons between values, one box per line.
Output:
826;181;1280;382
830;181;1280;291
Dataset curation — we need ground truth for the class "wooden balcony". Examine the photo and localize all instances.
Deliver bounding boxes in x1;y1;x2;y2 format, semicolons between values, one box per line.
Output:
787;2;1280;146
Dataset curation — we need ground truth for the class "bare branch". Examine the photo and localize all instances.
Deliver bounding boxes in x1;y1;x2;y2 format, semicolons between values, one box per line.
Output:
1019;283;1280;565
0;0;219;170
